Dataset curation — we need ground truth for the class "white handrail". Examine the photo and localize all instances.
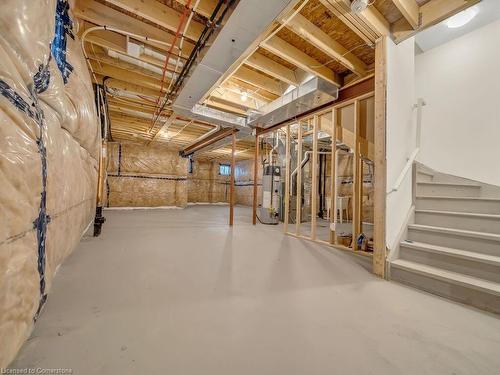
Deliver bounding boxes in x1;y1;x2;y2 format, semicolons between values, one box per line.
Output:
387;147;419;194
387;98;426;194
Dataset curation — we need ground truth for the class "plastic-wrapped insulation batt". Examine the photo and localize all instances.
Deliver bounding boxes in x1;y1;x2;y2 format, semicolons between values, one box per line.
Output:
0;0;99;367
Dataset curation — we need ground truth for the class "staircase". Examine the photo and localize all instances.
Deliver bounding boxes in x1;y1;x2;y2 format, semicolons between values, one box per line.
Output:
389;165;500;314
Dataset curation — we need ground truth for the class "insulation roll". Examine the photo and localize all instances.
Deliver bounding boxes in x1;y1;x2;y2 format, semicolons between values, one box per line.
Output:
0;0;100;367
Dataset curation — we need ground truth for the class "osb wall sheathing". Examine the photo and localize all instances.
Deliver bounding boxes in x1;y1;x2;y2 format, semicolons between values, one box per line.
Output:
107;142;188;207
0;0;99;367
188;160;230;204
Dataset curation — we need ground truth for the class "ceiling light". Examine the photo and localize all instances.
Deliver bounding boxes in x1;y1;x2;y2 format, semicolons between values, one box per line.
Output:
351;0;368;14
240;91;248;102
445;6;479;28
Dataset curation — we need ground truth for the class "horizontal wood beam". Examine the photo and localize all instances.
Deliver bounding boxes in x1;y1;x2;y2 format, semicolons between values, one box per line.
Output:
225;79;278;102
261;36;341;87
175;0;218;19
393;0;481;42
182;128;237;156
93;74;162;98
232;66;287;96
392;0;420;29
205;100;248;116
244;53;299;86
105;0;205;41
319;0;389;44
85;47;169;79
208;89;261;111
91;62;165;92
283;13;368;76
74;0;194;58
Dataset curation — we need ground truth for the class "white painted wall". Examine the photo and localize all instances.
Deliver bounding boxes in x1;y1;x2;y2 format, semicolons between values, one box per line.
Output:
416;20;500;186
386;37;417;251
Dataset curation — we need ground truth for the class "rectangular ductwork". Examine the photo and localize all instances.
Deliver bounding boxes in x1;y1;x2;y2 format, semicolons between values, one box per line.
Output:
174;103;248;130
248;77;339;129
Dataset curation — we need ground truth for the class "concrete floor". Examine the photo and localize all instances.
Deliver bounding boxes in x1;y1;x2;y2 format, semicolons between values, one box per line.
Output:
11;206;500;374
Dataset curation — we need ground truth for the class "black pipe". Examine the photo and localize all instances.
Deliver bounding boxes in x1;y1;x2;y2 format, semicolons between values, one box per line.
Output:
153;0;237;121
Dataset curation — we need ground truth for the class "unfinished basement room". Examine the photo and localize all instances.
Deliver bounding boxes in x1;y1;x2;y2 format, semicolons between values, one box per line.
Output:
2;0;500;373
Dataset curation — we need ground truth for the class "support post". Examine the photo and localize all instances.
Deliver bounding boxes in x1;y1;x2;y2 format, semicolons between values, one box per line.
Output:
330;108;337;245
252;129;260;225
230;131;236;226
295;121;303;235
373;37;387;277
352;100;362;250
284;125;291;233
311;115;319;240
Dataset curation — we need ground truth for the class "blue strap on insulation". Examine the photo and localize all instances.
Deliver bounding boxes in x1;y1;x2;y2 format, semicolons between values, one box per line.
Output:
0;80;50;320
51;0;74;84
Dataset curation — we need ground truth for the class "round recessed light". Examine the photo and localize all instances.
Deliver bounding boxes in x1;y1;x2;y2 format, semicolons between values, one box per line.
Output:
445;6;479;28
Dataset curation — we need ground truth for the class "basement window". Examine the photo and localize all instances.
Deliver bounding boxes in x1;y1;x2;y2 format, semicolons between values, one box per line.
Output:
219;164;231;176
188;157;194;174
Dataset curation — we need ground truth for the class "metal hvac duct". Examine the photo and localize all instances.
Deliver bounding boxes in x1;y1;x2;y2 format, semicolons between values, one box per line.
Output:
248;77;339;129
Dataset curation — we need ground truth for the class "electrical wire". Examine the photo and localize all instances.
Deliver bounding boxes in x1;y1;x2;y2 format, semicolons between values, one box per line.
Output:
149;0;193;131
152;0;235;123
149;0;202;130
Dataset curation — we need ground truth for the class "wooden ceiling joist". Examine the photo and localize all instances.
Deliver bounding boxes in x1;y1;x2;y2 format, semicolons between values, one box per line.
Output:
318;0;389;44
75;0;194;58
244;53;300;87
391;0;420;29
151;112;177;143
104;0;205;41
282;13;369;77
205;100;248;116
208;89;262;111
93;74;162;98
85;47;170;79
392;0;481;42
80;23;128;53
175;0;218;19
232;66;287;97
224;79;278;102
261;36;341;87
91;62;165;92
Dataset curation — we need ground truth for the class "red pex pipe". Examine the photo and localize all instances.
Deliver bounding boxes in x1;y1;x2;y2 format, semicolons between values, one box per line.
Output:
150;0;193;128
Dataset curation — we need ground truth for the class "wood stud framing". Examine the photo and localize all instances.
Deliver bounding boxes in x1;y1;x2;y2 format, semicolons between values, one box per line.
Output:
295;121;303;236
311;115;319;240
284;124;291;233
373;37;388;277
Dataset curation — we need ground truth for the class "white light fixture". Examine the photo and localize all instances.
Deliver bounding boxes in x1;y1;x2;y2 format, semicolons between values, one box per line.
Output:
240;91;248;102
445;6;479;28
351;0;368;14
